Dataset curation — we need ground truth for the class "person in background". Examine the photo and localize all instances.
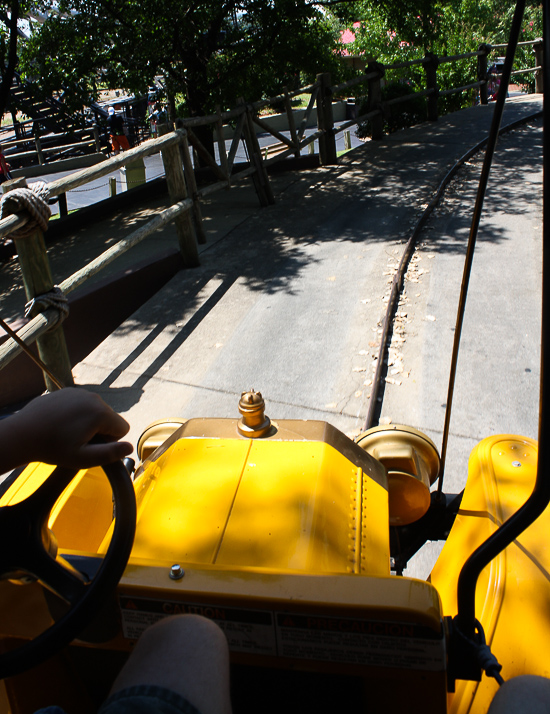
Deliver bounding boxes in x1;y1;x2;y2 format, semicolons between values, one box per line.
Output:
148;102;159;138
148;103;167;138
107;107;130;155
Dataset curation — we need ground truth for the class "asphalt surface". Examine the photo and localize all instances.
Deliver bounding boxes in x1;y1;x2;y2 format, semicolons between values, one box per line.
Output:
1;95;543;577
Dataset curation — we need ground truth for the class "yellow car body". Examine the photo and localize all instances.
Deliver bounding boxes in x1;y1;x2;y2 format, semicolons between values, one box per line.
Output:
0;407;546;714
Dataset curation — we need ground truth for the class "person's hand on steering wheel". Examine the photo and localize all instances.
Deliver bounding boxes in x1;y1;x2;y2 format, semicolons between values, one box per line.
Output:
0;388;133;473
0;387;136;678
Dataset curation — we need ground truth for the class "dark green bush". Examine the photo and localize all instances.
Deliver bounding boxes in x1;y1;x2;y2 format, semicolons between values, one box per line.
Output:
356;80;427;138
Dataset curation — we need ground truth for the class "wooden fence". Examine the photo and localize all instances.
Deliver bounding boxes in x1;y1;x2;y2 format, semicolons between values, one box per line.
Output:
3;125;103;166
0;40;542;392
0;117;151;170
0;119;100;161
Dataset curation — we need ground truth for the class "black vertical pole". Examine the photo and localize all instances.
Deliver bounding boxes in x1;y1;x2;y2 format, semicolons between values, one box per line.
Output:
454;0;550;637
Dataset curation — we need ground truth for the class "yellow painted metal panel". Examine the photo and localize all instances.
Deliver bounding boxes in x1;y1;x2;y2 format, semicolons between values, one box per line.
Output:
112;562;446;711
0;464;112;553
130;438;252;563
0;679;11;714
118;562;443;629
0;579;53;639
361;475;390;576
129;437;390;576
216;441;359;572
0;463;54;505
431;436;550;714
48;467;114;552
215;440;390;575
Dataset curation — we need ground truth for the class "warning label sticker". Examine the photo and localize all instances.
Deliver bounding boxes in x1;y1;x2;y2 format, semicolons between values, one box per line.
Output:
119;596;277;655
119;597;444;670
274;613;445;671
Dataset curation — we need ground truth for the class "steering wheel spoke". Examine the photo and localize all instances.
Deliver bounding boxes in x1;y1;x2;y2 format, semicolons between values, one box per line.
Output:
31;550;89;604
0;459;136;679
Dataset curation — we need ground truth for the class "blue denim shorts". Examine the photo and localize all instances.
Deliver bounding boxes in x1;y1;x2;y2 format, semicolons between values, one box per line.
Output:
36;685;202;714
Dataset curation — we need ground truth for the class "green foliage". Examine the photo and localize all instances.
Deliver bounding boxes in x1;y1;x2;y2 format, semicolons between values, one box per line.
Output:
356;80;427;137
13;0;544;137
19;0;348;118
347;5;423;66
345;0;542;137
21;15;104;109
489;1;542;92
0;0;33;118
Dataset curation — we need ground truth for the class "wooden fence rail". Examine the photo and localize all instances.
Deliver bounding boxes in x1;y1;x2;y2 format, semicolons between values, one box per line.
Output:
0;39;542;390
1;125;103;169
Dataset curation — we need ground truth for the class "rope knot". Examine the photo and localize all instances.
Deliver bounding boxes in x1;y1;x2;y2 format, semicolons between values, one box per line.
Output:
0;181;51;238
25;286;69;330
455;618;505;686
476;642;503;681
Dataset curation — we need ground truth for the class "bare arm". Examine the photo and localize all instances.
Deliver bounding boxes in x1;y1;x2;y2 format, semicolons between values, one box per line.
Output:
0;388;132;472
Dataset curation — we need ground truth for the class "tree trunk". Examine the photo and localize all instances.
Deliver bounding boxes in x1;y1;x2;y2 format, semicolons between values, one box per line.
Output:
186;71;216;167
0;0;20;121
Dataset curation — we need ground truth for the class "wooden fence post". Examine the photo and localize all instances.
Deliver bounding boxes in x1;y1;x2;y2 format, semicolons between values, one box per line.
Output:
284;89;300;158
93;124;101;152
316;73;337;165
34;129;45;165
534;39;544;94
179;130;207;245
424;52;439;122
367;62;385;141
58;193;68;217
478;44;491;105
3;179;73;390
344;131;352;151
158;123;200;267
215;106;230;180
236;98;275;207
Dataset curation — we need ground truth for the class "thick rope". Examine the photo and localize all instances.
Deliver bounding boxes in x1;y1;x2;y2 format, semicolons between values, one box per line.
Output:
0;181;51;238
25;286;69;330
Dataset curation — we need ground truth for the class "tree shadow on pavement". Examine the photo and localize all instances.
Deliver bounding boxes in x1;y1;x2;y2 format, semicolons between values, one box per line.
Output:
0;110;542;414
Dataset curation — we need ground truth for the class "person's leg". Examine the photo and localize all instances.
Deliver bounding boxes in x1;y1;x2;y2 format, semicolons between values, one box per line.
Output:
107;615;232;714
488;676;550;714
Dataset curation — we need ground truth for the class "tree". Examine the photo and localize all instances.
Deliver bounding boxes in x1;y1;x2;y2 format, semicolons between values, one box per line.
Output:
20;0;348;120
344;0;542;110
0;0;25;122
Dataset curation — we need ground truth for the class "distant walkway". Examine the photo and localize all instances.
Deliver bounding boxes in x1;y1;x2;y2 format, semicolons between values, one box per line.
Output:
43;121;365;215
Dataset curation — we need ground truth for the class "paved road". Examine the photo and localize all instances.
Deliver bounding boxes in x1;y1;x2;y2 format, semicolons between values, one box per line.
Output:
378;119;543;575
71;94;541;444
1;95;543;576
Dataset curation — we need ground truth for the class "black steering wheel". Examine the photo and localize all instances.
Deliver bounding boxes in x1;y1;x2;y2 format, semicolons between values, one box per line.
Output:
0;460;136;679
